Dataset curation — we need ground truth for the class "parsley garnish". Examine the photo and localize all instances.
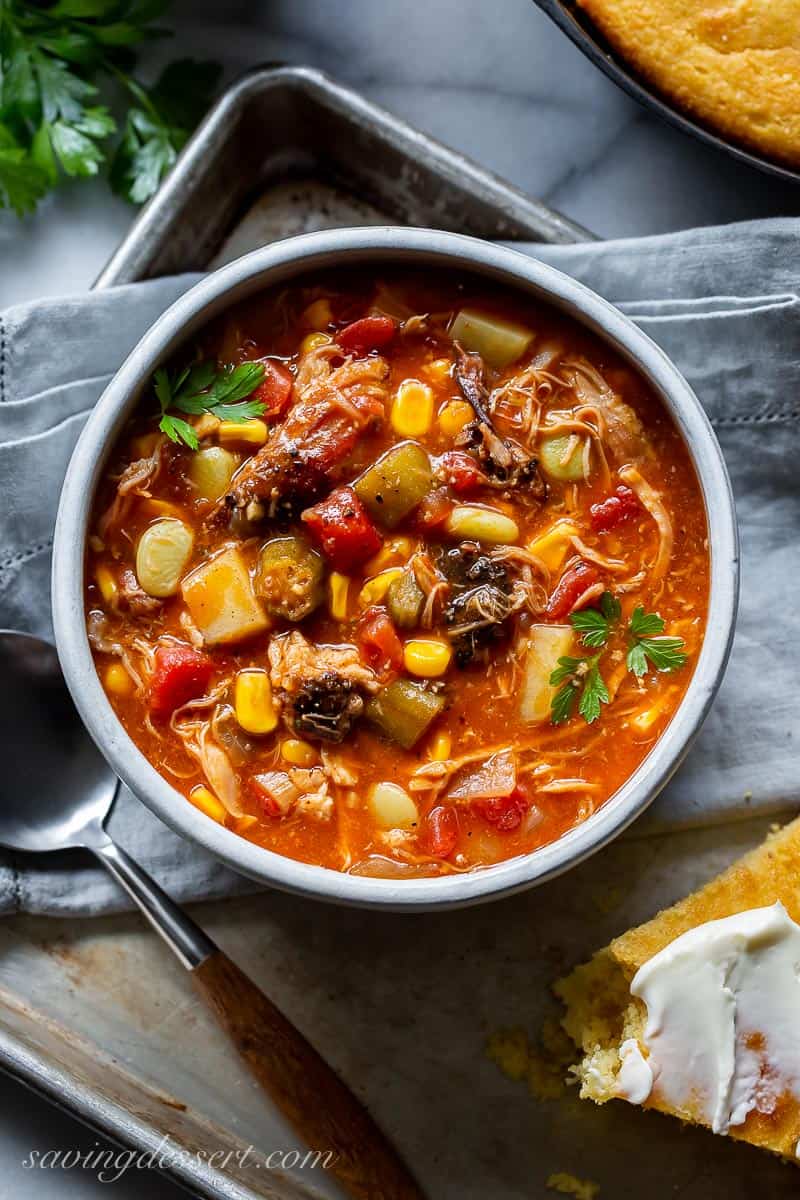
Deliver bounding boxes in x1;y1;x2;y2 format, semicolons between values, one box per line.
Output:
0;3;220;216
550;595;686;725
626;606;688;676
550;654;610;726
570;590;621;648
155;360;267;450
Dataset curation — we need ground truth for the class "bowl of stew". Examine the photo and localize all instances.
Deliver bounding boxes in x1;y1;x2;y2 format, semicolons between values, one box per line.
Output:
53;228;737;910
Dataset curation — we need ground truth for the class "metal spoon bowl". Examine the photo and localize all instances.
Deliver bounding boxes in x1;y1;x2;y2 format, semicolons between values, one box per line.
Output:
0;630;425;1200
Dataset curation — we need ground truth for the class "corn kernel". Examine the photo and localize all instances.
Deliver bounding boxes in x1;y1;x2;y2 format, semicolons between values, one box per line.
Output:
281;738;318;767
429;731;452;761
445;505;519;544
236;814;259;833
300;331;333;355
328;572;351;621
95;563;118;606
391;379;434;437
234;669;278;735
527;520;579;573
104;662;132;696
358;567;403;608
302;299;333;330
131;432;159;459
218;419;268;447
364;537;414;575
424;357;453;384
190;785;227;824
404;638;452;678
438;399;473;437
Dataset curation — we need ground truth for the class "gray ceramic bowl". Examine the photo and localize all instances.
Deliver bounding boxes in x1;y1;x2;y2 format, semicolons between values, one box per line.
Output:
53;228;738;911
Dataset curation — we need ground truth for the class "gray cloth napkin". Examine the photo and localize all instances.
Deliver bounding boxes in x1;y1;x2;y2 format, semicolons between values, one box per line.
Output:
1;218;797;916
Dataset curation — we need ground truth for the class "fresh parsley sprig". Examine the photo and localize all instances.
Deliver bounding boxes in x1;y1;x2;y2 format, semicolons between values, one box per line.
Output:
155;360;267;450
626;606;688;676
550;654;610;726
569;591;621;648
549;593;687;725
0;2;220;216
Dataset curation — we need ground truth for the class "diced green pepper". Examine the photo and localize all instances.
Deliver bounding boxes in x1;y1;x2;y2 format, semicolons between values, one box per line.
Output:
353;442;432;529
449;308;533;368
255;536;324;622
365;679;446;749
386;567;425;629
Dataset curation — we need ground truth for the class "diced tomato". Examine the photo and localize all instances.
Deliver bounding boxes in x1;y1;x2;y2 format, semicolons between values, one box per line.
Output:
356;607;404;678
589;484;640;533
302;485;382;572
476;785;531;833
252;359;293;419
420;805;459;857
412;486;454;533
546;560;601;621
436;450;487;496
149;643;213;720
337;316;397;356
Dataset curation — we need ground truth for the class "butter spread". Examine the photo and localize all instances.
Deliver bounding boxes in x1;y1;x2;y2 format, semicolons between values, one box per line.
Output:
622;902;800;1133
615;1038;653;1104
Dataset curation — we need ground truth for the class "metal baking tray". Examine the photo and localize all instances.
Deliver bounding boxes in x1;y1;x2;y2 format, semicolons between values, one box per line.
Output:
534;0;800;186
95;63;592;290
2;65;792;1200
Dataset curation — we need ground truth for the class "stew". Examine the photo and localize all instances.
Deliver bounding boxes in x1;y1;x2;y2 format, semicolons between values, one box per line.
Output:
85;268;709;879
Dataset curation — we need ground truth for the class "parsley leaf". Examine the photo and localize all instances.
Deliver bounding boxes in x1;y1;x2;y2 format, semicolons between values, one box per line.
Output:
110;59;220;204
549;654;609;726
578;661;610;724
0;126;49;214
0;3;219;216
570;590;620;648
626;606;687;676
551;680;578;725
155;360;267;449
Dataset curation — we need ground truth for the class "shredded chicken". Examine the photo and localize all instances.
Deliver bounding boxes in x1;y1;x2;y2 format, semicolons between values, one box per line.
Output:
618;465;674;581
98;440;164;539
222;346;389;517
320;747;359;787
268;631;379;695
565;359;649;463
117;567;163;616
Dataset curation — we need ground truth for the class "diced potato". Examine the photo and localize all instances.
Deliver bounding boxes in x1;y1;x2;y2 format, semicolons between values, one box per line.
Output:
527;520;579;573
181;546;268;645
539;434;585;483
368;782;418;830
136;519;194;598
519;625;575;723
449;309;533;368
189;446;238;502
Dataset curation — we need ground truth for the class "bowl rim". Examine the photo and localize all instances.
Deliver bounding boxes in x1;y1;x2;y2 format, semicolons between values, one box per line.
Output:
52;226;739;912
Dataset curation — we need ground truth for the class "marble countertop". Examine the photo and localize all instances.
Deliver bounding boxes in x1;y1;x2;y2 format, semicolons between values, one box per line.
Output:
1;0;797;1194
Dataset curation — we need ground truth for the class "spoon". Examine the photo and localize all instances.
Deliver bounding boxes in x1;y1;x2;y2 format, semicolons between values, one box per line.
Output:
0;630;426;1200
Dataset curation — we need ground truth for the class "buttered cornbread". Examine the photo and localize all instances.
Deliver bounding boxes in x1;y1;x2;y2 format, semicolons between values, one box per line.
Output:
575;0;800;166
557;816;800;1162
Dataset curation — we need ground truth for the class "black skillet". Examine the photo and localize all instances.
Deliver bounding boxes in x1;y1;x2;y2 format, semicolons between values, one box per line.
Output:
533;0;800;186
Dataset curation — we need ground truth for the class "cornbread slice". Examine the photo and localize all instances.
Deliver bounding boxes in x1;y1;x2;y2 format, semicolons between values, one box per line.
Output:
556;816;800;1161
575;0;800;167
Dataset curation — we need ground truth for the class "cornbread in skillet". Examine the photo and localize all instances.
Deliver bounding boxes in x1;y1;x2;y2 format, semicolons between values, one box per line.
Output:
556;816;800;1161
575;0;800;167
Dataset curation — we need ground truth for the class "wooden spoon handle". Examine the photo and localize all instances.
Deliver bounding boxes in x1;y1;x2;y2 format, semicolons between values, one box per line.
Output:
192;950;427;1200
